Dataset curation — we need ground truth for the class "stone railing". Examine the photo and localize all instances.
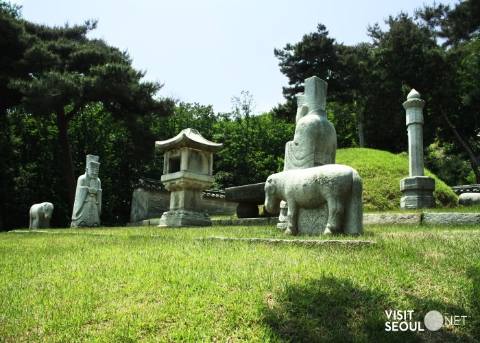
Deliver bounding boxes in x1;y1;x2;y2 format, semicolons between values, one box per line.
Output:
133;177;226;198
129;178;234;223
451;184;480;195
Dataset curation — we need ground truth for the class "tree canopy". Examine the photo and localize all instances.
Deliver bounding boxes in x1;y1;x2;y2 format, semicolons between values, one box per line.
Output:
1;2;174;207
273;0;480;182
1;0;479;231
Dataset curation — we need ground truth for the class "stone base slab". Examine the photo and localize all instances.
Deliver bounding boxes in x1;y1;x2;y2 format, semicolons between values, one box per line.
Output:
207;236;375;246
127;213;480;227
422;213;480;225
363;213;422;225
158;210;212;227
212;217;279;226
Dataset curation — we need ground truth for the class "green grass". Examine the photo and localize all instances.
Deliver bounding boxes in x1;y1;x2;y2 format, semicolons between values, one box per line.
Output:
1;225;479;342
336;148;458;211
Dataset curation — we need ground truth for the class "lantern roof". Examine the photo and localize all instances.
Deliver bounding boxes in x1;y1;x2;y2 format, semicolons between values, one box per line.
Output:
155;128;223;152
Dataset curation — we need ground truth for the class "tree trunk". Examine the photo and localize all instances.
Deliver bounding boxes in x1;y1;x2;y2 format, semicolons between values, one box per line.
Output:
56;110;76;208
440;106;480;183
357;108;365;148
354;92;365;148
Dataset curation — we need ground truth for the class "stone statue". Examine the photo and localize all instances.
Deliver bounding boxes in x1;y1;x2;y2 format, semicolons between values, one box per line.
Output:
284;76;337;171
265;165;363;235
29;202;54;229
71;155;102;228
277;76;338;233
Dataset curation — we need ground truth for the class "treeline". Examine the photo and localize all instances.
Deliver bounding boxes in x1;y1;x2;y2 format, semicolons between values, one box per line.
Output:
1;0;479;230
273;0;480;185
2;94;293;229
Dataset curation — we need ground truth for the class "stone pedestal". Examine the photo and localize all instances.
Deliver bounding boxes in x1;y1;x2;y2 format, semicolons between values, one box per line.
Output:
278;206;328;234
400;176;435;209
296;206;328;235
159;171;214;227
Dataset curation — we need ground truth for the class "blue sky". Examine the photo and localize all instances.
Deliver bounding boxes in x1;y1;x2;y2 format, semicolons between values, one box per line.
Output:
9;0;460;114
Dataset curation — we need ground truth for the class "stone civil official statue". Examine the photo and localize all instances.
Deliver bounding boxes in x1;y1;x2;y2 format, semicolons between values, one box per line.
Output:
284;76;337;171
71;155;102;227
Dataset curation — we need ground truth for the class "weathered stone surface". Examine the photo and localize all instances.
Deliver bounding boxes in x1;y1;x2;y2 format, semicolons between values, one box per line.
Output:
225;183;266;218
130;188;150;223
363;213;422;225
225;183;265;204
29;202;54;229
451;184;480;195
71;155;102;228
277;76;339;232
276;200;288;231
284;76;336;171
130;213;476;227
293;206;328;235
159;209;211;227
155;129;223;227
458;193;480;206
423;212;480;225
211;217;279;226
129;178;236;223
400;90;435;209
155;128;223;153
400;176;436;209
207;236;375;246
265;164;363;235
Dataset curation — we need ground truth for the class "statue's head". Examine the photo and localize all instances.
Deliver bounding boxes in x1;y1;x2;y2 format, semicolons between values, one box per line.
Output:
87;161;100;179
85;154;100;178
264;176;281;214
296;76;328;116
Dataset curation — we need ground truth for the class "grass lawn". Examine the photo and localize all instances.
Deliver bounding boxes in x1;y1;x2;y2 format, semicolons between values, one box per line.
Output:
1;225;479;342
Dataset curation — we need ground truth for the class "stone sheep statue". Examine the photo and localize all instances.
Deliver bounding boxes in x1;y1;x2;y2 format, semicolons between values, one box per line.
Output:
29;202;54;229
264;165;363;235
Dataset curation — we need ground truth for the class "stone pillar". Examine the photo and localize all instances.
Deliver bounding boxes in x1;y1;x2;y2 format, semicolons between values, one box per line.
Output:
400;89;435;209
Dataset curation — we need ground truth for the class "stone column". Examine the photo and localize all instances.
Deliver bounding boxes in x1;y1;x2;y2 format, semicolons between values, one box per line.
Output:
400;89;435;209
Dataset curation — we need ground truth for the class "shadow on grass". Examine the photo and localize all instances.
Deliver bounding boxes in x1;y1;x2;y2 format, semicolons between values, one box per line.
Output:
466;265;480;340
262;276;478;343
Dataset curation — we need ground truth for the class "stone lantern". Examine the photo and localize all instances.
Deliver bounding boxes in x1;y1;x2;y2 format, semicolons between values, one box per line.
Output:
155;128;223;227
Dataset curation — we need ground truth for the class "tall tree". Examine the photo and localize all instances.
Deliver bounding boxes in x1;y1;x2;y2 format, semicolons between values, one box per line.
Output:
416;0;480;182
273;24;349;120
8;18;174;207
213;92;294;188
273;24;385;149
0;1;25;122
418;0;480;47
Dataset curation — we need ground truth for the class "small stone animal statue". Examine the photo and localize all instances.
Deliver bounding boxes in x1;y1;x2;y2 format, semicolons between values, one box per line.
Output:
29;202;54;229
265;164;363;235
